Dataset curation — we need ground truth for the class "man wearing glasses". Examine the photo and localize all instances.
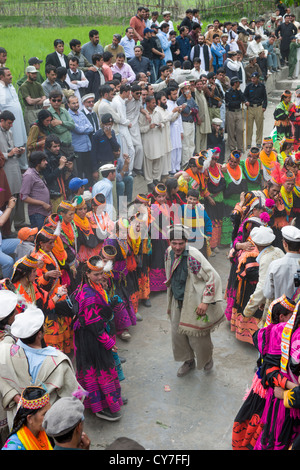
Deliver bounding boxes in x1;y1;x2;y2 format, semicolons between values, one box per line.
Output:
48;90;75;158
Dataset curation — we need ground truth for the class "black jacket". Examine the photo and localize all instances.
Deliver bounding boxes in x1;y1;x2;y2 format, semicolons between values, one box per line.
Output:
91;128;120;172
84;69;105;102
45;52;69;71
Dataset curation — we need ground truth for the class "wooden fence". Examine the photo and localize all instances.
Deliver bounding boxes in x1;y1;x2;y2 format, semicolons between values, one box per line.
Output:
194;0;275;19
0;0;182;18
0;0;276;21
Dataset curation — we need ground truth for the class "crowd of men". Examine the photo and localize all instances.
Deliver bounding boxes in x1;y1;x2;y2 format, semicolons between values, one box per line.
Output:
1;3;300;450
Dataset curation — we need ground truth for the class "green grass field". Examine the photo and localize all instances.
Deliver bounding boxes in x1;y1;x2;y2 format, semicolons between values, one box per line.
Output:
1;24;126;84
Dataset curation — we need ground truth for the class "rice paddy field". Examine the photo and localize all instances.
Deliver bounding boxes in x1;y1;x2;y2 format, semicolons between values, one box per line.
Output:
0;24;125;84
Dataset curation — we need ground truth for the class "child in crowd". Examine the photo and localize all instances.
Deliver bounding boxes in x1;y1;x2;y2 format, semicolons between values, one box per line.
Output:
14;227;38;259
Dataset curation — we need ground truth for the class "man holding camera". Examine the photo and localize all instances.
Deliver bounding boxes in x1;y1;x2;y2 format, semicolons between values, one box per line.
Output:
177;81;198;166
0;110;26;229
43;134;75;212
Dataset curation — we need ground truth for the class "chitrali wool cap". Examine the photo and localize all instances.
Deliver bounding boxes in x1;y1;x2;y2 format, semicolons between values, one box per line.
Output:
250;226;275;245
11;304;44;339
99;163;116;172
43;396;85;437
0;290;19;320
282;225;300;242
82;93;95;102
212;118;223;125
179;81;190;89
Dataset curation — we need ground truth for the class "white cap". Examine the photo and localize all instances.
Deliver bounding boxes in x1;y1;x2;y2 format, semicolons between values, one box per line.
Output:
99;163;116;173
162;10;171;15
0;290;19;320
82;93;95;102
43;99;50;108
212;118;223;125
82;190;92;201
282;225;300;242
26;65;38;73
178;81;190;89
250;226;275;245
11;304;44;339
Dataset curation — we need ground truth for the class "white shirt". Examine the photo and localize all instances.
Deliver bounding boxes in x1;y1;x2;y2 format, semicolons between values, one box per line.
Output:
56;51;67;67
264;252;300;300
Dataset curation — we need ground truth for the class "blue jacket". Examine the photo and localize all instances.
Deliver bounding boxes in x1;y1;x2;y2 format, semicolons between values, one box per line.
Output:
211;43;226;67
176;35;192;63
68;109;93;152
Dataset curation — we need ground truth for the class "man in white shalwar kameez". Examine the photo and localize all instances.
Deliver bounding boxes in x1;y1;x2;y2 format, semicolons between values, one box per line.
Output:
125;84;145;173
264;225;300;303
0;68;28;170
167;88;184;174
112;83;135;173
194;79;211;152
139;95;164;190
155;91;181;177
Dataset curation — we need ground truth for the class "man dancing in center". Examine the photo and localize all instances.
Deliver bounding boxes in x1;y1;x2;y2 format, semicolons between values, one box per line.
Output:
164;224;224;377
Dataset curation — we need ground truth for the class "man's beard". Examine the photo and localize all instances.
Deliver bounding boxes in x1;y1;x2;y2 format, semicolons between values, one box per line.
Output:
160;103;168;109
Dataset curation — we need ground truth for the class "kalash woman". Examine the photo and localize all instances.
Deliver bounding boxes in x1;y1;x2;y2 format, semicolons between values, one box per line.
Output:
204;149;226;252
126;214;142;318
220;150;248;246
103;219;136;341
72;195;101;270
259;136;279;184
240;146;262;192
2;386;52;450
224;193;265;322
280;168;296;222
56;200;78;291
128;195;152;308
230;209;271;343
232;295;295;450
262;162;285;248
175;153;213;203
291;152;300;229
253;301;300;450
273;89;293;153
277;136;295;167
86;193;115;249
71;255;123;422
147;183;170;293
99;243;136;354
265;163;295;250
11;254;72;354
31;226;73;355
